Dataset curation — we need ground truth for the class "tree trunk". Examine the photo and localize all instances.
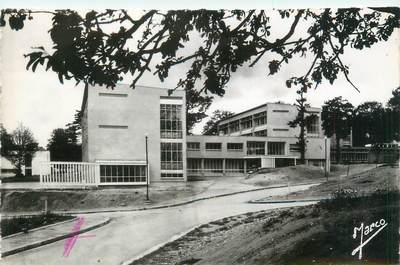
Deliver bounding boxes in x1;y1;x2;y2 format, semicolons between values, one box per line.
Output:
299;122;306;164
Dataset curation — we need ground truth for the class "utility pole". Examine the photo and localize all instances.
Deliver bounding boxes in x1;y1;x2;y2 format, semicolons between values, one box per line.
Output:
324;137;328;182
145;134;149;201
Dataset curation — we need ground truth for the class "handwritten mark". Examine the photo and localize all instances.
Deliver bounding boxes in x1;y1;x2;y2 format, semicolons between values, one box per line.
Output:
63;217;96;257
351;219;387;260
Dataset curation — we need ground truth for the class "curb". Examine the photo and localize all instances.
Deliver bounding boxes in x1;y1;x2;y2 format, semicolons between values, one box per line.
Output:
2;182;320;216
120;223;204;265
1;217;112;258
57;182;320;215
248;198;327;204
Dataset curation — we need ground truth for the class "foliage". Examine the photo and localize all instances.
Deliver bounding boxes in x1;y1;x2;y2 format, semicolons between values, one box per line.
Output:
65;109;82;140
1;8;399;97
0;125;14;157
321;96;354;138
186;89;213;134
288;88;308;164
352;101;384;146
2;124;39;176
321;96;354;162
47;128;82;161
1;8;399;134
1;213;74;237
202;110;235;135
387;87;400;111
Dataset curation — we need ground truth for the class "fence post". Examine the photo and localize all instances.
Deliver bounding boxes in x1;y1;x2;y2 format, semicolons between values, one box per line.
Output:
95;163;100;186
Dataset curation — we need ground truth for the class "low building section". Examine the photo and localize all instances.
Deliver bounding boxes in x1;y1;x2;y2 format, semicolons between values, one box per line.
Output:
186;135;330;176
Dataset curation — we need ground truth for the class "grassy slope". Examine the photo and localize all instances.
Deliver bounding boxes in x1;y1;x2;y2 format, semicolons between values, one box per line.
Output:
132;165;399;265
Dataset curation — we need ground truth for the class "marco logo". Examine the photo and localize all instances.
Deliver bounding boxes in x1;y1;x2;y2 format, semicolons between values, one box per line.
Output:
351;219;387;260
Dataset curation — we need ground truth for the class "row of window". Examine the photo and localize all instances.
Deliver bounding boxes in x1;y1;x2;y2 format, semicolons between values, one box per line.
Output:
187;158;246;173
99;164;147;183
218;111;267;134
187;141;287;155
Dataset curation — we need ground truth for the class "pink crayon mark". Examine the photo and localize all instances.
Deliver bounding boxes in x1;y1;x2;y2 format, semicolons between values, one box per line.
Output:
63;217;96;257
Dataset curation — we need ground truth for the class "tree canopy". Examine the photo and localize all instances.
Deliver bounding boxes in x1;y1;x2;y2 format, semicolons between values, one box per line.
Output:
202;110;235;135
1;124;39;176
1;8;399;95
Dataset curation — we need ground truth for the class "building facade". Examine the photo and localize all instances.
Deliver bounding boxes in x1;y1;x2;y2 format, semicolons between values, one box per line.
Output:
81;84;330;184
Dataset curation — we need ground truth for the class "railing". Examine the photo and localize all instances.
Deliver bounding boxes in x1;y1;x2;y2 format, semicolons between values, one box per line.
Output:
331;147;399;164
40;162;99;185
40;161;149;186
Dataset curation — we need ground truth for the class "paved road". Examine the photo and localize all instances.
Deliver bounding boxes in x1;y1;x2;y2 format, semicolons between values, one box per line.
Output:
1;184;315;265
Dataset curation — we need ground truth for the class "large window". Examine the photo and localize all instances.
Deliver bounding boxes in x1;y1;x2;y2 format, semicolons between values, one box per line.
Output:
225;159;244;173
227;143;243;151
240;116;253;129
253;111;267;126
228;120;240;133
100;164;146;183
187;142;200;151
205;142;222;151
254;129;268;136
247;141;265;155
268;142;285;155
160;142;183;170
188;158;202;173
204;159;223;173
306;114;319;134
160;104;183;139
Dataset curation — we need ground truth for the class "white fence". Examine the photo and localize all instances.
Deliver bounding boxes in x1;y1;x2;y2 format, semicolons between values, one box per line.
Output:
40;162;99;185
40;161;148;186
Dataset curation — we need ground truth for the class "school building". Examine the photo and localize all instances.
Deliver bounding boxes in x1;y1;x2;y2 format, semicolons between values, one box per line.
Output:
74;84;330;185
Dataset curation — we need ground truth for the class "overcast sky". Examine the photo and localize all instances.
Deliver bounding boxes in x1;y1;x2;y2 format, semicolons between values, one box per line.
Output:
0;8;399;147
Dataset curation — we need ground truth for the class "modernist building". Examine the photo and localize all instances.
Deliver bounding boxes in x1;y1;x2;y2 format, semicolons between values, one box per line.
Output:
81;84;330;184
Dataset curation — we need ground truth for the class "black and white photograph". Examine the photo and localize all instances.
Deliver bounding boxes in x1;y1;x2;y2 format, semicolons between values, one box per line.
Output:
0;2;399;264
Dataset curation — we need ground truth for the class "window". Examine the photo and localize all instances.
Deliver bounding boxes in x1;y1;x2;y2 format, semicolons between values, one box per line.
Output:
268;142;285;155
225;159;244;173
253;111;267;126
187;142;200;151
100;164;146;183
160;104;183;139
272;109;289;113
289;144;301;152
227;143;243;151
247;141;265;155
161;173;183;178
240;116;253;129
306;115;319;134
242;133;253;136
160;143;183;170
99;92;128;97
188;158;202;173
205;142;222;151
228;120;240;132
204;159;223;173
218;124;229;135
273;128;289;131
98;125;128;129
254;129;268;136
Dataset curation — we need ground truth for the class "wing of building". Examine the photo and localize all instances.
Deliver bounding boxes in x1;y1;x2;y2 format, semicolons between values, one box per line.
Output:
81;84;330;185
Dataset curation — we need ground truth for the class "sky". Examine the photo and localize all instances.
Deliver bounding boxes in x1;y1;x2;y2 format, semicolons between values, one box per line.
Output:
0;3;399;147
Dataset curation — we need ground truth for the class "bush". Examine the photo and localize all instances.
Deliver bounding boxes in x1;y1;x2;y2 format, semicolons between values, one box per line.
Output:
1;213;74;237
